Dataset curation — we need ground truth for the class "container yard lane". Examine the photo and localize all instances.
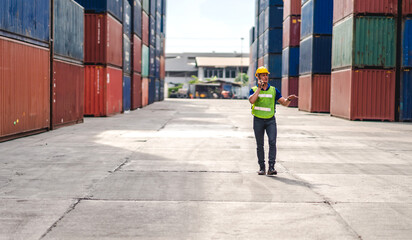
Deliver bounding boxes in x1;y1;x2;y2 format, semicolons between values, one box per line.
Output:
1;99;412;239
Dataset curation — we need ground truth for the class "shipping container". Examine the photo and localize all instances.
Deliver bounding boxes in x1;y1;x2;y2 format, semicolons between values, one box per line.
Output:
282;47;300;77
123;0;132;38
332;16;397;70
400;69;412;121
156;13;162;35
269;0;283;6
0;37;50;140
298;74;330;113
156;34;161;57
133;0;142;38
299;35;332;75
142;0;149;14
258;35;264;58
157;0;162;14
149;77;156;104
149;46;156;76
132;72;142;109
281;77;299;107
331;68;395;121
267;28;283;53
283;15;301;48
259;12;265;36
54;0;84;61
265;6;284;29
264;54;282;78
84;13;123;67
149;16;156;47
160;55;165;79
142;44;150;77
258;57;264;68
402;18;412;68
74;0;123;23
84;65;123;116
162;0;166;16
404;0;412;16
301;0;310;5
142;77;149;106
260;0;268;15
123;75;131;111
300;0;333;39
161;14;167;36
155;57;161;79
123;35;132;73
133;35;142;73
283;0;301;19
160;79;165;101
250;27;255;46
269;78;282;92
0;0;50;47
142;12;150;46
52;59;84;128
155;79;160;101
150;0;156;16
333;0;398;24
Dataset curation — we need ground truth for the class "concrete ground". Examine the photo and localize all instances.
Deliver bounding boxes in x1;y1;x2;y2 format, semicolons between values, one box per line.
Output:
1;99;412;240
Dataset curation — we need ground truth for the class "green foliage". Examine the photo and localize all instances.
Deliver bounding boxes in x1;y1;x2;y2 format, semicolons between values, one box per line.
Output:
168;84;183;95
189;75;199;84
235;73;249;86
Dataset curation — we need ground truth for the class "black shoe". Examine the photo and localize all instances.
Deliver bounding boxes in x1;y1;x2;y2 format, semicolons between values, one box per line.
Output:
267;167;277;175
257;166;266;175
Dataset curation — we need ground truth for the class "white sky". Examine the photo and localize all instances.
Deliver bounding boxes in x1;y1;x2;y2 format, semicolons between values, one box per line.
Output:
165;0;254;53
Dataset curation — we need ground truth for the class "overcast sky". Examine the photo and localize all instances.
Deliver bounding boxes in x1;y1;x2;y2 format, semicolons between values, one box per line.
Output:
165;0;254;53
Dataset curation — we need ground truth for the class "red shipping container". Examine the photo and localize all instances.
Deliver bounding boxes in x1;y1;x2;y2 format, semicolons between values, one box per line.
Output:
142;78;149;107
160;56;165;79
283;16;301;49
133;34;142;73
132;72;142;109
0;37;50;141
283;0;301;20
84;13;123;67
84;65;123;116
281;77;299;107
142;12;149;46
298;74;331;113
333;0;398;24
331;68;395;121
52;59;84;128
258;57;264;68
404;0;412;16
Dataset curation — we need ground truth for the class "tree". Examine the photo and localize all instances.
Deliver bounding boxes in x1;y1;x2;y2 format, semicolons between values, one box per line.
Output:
235;73;249;86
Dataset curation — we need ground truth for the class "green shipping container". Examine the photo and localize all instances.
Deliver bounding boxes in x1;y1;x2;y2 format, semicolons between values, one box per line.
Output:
332;16;396;69
142;0;149;14
142;45;149;77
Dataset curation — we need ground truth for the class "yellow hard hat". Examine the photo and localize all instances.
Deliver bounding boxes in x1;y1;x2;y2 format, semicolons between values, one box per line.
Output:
255;66;270;77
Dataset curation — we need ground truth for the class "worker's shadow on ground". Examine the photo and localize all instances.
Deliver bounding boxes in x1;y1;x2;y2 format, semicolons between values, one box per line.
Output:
266;175;310;188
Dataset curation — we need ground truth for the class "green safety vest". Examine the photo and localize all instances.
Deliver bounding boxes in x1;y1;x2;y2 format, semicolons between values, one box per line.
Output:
251;86;276;119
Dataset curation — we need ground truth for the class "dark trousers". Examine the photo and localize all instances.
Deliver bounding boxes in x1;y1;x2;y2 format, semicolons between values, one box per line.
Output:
253;116;277;168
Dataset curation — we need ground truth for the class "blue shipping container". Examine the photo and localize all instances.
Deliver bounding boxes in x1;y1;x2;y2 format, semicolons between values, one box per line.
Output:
267;28;283;54
156;35;161;57
264;54;282;78
54;0;84;61
162;0;166;15
123;0;132;38
301;0;333;40
160;79;165;100
400;69;412;121
265;6;283;29
157;0;162;14
259;0;268;15
269;0;284;6
0;0;50;46
150;46;156;76
150;0;156;16
403;18;412;68
149;77;156;104
269;78;282;92
74;0;123;23
282;47;300;77
255;0;259;17
299;35;332;75
258;35;264;58
133;0;142;37
156;13;162;35
155;57;160;79
123;75;131;111
259;12;265;36
124;34;131;73
155;79;160;101
150;15;156;46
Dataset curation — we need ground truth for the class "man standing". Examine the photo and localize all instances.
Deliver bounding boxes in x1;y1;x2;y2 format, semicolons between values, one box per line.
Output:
249;66;298;175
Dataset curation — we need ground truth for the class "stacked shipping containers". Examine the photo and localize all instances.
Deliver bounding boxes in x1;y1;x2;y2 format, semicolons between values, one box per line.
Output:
76;0;124;116
282;0;301;107
401;2;412;120
132;0;143;109
123;0;132;112
142;0;150;106
331;0;397;121
298;0;333;113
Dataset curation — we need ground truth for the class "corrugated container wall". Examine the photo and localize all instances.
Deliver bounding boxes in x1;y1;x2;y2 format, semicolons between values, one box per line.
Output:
133;35;142;73
150;0;156;16
0;0;50;47
142;45;150;77
299;35;332;74
84;14;123;67
282;47;300;77
402;18;412;68
333;0;398;24
142;12;149;46
265;6;284;29
74;0;123;23
281;77;299;107
142;78;149;106
265;54;282;78
132;73;142;109
149;16;156;46
123;0;132;38
284;0;301;19
123;34;131;73
133;0;142;38
54;0;84;61
123;75;131;111
142;0;149;13
404;0;412;16
1;38;50;140
52;60;84;128
298;74;331;113
301;0;333;40
84;65;123;116
332;16;397;70
283;16;301;48
267;28;283;53
331;69;395;121
400;69;412;121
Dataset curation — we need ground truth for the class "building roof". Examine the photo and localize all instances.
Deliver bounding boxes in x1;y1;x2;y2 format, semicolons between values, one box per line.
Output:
196;57;249;68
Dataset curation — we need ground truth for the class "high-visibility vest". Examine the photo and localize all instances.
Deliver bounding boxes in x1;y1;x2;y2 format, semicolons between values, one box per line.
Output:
251;86;276;119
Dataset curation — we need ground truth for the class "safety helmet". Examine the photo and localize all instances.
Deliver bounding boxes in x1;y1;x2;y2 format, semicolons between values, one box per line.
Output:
255;66;270;77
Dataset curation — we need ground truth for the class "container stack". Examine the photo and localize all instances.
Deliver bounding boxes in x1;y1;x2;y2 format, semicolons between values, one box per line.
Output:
142;0;150;106
331;0;397;121
76;0;124;117
298;0;333;113
400;2;412;121
0;0;51;141
123;0;132;112
132;0;143;110
281;0;301;107
248;26;257;86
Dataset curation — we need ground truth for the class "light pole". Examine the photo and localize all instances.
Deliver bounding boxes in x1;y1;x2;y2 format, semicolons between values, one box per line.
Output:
240;37;244;82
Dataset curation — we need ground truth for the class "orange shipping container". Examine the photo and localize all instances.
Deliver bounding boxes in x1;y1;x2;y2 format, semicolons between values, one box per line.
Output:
283;0;301;20
52;59;84;128
281;77;299;107
132;72;142;109
84;65;123;116
0;37;50;141
298;74;331;113
142;78;149;107
331;68;395;121
142;12;149;46
283;16;301;49
333;0;398;24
